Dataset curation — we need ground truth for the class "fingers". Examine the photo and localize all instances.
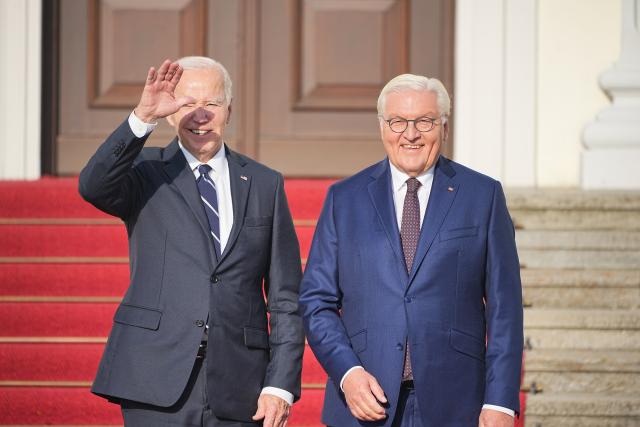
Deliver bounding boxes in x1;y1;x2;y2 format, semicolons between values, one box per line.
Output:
145;67;156;84
168;65;183;89
252;399;265;421
156;59;172;81
369;376;387;404
343;370;386;421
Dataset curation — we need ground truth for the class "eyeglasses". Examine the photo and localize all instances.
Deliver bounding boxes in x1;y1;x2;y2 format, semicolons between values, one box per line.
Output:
381;116;441;133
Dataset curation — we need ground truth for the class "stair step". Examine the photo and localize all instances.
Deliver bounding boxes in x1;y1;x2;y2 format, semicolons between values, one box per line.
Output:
525;349;640;373
525;329;640;350
522;371;638;394
525;415;640;427
523;286;639;309
519;249;640;269
0;178;332;221
506;190;640;211
0;386;324;425
0;264;130;297
516;230;640;250
524;309;640;330
521;269;640;288
525;392;640;417
0;343;326;383
0;224;314;259
510;209;640;231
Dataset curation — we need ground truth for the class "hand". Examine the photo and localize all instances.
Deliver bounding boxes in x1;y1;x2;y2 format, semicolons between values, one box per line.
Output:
134;59;195;123
342;368;387;421
252;394;290;427
478;408;514;427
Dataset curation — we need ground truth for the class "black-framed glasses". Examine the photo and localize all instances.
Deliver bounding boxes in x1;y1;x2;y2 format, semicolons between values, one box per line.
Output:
381;116;441;133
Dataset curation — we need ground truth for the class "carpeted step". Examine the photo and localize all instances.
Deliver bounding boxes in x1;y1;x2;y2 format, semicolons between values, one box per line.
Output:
0;224;315;259
0;342;326;384
0;178;333;221
0;264;130;297
0;303;116;337
0;386;324;425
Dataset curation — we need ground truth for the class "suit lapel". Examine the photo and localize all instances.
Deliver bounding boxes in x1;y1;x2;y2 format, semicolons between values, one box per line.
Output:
408;156;459;287
367;161;406;274
162;139;217;263
218;147;250;264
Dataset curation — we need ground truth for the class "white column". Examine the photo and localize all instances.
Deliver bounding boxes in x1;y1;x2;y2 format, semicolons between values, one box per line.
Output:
582;0;640;189
0;0;42;180
454;0;537;186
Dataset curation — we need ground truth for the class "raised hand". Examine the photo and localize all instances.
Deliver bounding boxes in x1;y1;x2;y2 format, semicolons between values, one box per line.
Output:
134;59;195;123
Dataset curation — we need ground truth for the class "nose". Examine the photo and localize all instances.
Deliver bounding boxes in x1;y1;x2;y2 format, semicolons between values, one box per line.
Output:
192;107;211;123
403;121;420;141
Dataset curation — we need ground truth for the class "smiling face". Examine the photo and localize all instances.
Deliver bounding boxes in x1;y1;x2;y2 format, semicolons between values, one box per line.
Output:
167;68;231;163
380;89;448;177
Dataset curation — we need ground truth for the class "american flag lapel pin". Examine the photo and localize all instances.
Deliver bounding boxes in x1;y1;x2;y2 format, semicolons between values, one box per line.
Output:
447;186;454;192
240;175;248;181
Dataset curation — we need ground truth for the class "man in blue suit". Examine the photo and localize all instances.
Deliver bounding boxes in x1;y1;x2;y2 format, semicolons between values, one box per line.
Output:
299;74;523;427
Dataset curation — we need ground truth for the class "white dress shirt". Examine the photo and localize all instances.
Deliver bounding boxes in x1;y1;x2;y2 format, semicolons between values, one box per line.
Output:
127;112;293;405
340;159;514;418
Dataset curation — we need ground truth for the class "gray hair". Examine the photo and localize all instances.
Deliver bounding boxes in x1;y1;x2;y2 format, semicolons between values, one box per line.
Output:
377;74;451;123
177;56;233;106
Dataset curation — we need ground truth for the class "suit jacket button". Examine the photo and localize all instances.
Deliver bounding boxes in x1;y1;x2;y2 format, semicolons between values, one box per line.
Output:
405;296;412;303
195;320;205;327
210;275;220;284
396;343;404;351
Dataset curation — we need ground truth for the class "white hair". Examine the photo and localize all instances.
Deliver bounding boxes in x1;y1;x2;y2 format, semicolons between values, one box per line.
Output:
176;56;233;106
377;74;451;123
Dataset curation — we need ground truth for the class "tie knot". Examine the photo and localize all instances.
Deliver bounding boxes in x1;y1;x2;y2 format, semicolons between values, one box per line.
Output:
198;164;212;176
406;177;421;194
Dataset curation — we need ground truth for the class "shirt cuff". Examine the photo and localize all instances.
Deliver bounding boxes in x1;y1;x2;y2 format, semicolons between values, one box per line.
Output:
482;404;515;417
340;366;364;392
260;387;293;406
128;111;157;138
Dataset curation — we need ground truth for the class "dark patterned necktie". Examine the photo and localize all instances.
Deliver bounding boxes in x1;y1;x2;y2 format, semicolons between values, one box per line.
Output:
400;177;421;381
196;164;221;259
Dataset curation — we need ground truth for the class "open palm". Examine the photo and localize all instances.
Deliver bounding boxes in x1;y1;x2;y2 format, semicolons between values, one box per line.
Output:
134;59;195;123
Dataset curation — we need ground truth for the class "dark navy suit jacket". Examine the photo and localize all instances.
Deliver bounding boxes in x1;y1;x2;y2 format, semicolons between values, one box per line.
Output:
299;157;523;426
79;119;304;421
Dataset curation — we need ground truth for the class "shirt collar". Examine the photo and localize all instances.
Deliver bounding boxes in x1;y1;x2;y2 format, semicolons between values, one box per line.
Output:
388;159;435;193
178;141;227;176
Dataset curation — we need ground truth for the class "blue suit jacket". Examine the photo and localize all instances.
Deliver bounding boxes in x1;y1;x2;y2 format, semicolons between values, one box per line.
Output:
299;157;523;426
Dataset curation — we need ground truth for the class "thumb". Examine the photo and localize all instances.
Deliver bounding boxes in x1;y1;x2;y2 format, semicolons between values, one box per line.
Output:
252;399;265;421
369;376;387;403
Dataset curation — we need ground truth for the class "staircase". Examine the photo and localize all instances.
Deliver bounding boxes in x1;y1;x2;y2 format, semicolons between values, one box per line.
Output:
508;190;640;427
0;178;330;426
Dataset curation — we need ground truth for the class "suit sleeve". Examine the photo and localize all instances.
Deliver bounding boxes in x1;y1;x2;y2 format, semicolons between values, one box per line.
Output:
484;181;524;414
78;118;149;219
299;187;362;388
263;173;305;401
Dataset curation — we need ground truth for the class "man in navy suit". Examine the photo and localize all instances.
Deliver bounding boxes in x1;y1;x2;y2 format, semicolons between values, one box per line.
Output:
80;58;303;426
299;74;523;427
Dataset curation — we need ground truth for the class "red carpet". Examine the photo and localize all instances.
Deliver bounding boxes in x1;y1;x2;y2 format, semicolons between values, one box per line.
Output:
0;177;525;426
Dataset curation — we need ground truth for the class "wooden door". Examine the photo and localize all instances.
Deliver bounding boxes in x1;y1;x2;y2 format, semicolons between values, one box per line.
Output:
55;0;453;176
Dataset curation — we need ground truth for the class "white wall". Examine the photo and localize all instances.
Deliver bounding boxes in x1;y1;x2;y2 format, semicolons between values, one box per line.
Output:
455;0;621;188
537;0;621;186
0;0;41;180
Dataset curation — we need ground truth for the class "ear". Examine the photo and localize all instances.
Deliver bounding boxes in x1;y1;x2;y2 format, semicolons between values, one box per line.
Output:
442;120;449;142
226;102;232;125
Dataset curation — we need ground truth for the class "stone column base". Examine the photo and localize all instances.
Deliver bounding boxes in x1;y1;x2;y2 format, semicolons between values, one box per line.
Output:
582;148;640;189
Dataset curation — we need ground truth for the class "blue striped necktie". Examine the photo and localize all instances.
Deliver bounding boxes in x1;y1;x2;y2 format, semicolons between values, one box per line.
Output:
196;164;221;259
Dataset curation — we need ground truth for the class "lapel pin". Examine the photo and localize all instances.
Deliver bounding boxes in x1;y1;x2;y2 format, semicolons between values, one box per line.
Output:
240;175;248;181
447;186;454;192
